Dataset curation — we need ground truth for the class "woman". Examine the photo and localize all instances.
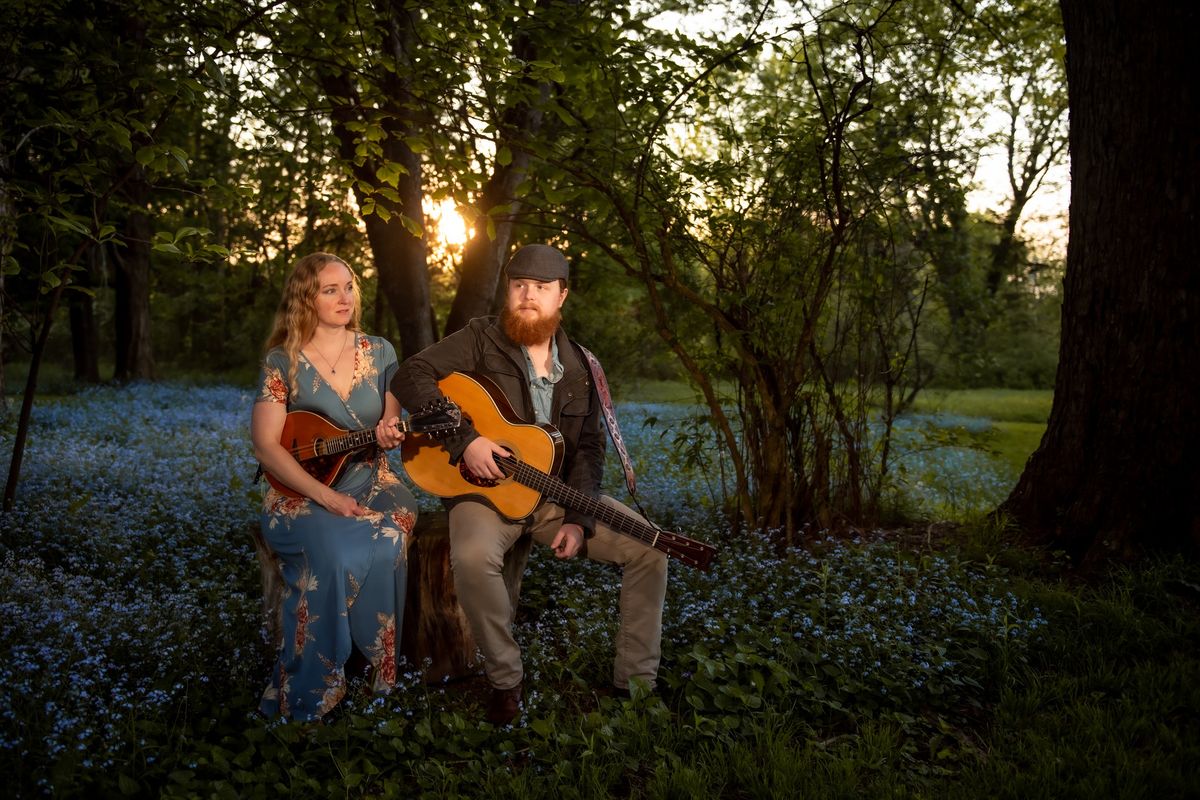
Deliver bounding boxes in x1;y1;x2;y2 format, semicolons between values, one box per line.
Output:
251;252;417;722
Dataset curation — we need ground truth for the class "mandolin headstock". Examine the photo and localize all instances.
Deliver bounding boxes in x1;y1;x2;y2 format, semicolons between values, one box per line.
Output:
409;398;463;439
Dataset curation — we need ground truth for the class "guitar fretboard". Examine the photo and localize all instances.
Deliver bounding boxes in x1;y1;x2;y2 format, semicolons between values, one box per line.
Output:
493;454;715;569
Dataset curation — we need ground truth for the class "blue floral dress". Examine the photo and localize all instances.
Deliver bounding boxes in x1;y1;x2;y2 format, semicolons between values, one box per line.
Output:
255;333;417;721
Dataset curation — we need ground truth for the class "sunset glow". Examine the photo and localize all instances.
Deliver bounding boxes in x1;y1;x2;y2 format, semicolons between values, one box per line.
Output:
429;198;470;248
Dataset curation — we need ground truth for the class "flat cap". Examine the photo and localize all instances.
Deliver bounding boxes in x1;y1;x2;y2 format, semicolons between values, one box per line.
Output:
504;244;569;282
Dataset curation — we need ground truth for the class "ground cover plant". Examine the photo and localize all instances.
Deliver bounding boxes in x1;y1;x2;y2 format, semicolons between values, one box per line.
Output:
1;382;1197;797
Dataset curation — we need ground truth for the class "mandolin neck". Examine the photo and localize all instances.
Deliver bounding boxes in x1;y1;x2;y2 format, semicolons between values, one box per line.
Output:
319;420;418;457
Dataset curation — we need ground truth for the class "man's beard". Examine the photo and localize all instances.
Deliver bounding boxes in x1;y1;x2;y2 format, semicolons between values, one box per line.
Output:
502;305;561;347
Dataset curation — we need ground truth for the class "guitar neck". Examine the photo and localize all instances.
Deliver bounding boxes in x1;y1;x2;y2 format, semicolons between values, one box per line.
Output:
496;455;716;570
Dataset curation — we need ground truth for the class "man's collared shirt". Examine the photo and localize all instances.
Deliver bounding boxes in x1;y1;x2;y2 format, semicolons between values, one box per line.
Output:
521;339;564;425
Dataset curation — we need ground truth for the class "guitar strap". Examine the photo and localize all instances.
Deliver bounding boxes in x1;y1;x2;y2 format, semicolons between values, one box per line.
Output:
577;345;637;497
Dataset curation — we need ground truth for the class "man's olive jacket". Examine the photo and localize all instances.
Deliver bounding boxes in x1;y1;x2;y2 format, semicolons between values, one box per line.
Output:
391;316;605;535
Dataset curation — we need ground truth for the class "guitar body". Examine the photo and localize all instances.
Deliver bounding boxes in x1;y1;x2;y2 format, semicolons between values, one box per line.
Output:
269;410;356;497
401;372;564;520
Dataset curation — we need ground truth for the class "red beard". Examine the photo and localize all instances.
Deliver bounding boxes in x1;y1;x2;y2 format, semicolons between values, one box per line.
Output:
502;305;561;347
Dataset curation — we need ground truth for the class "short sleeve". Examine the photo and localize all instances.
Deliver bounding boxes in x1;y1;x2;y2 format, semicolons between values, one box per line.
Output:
375;337;399;396
256;349;291;405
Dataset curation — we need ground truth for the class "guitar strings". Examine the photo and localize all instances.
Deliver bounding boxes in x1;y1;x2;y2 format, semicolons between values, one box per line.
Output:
491;454;714;565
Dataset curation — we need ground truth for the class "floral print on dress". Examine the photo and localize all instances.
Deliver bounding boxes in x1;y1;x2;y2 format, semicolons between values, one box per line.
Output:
293;567;319;656
260;365;289;404
368;613;397;691
254;333;417;722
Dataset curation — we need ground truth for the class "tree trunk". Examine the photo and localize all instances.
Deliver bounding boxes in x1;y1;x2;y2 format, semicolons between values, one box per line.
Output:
68;292;100;383
999;0;1200;563
441;95;549;335
113;177;155;382
68;247;102;382
362;209;434;360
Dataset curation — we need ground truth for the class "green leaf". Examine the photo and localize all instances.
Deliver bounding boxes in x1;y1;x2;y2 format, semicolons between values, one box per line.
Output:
118;773;140;795
496;146;512;167
399;214;423;238
205;55;226;90
168;146;190;172
47;215;89;236
376;162;405;188
549;102;575;126
134;146;156;166
107;122;132;152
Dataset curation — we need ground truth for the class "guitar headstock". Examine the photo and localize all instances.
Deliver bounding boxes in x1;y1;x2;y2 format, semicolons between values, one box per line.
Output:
409;398;463;439
659;530;718;572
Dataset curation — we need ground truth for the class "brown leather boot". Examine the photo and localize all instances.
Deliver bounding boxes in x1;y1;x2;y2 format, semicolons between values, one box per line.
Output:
485;684;522;726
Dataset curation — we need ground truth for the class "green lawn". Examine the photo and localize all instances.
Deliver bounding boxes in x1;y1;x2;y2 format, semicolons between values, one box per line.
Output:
913;387;1053;424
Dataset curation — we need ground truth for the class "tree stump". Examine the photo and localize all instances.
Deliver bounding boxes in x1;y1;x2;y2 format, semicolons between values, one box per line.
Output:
400;509;533;683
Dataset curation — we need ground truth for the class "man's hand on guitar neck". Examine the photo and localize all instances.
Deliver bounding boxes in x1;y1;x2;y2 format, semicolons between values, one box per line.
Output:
463;436;511;481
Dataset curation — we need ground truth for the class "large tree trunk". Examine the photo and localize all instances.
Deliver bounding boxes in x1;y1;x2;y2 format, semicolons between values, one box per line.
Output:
363;210;434;359
113;176;155;382
999;0;1200;563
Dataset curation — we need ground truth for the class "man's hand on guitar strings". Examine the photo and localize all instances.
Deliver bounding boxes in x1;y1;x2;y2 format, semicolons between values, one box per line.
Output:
463;436;511;481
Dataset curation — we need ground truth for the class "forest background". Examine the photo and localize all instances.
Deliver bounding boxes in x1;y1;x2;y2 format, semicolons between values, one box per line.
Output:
3;0;1198;797
2;0;1070;532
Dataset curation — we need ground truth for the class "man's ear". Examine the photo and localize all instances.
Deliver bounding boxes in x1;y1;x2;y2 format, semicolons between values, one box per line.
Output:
558;286;569;308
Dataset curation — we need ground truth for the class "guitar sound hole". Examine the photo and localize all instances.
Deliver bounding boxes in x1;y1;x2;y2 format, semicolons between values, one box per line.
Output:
459;462;499;488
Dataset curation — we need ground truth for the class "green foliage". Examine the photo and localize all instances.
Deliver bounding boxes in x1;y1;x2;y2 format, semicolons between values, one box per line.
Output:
947;559;1200;799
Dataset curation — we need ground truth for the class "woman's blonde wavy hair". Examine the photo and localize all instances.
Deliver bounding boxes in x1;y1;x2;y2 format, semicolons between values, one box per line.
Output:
263;253;363;397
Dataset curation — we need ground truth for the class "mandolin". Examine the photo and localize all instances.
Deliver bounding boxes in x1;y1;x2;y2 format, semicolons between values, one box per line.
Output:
267;400;461;498
400;372;717;571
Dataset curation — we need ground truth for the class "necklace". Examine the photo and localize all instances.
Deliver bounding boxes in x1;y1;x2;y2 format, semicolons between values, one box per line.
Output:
310;331;351;374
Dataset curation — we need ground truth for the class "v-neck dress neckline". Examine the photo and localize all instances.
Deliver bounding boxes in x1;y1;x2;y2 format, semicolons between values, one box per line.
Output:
304;332;359;403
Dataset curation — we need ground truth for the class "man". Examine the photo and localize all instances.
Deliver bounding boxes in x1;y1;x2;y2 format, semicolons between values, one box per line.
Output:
391;243;668;725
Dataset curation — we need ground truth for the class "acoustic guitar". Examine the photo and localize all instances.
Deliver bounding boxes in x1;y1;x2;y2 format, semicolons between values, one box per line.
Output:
400;371;718;571
267;400;461;498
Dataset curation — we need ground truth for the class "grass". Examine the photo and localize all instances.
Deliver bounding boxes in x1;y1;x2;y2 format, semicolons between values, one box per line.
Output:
4;380;1197;798
913;387;1052;424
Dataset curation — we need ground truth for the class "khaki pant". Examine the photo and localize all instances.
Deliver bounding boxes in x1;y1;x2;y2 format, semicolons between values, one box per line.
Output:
448;497;668;691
